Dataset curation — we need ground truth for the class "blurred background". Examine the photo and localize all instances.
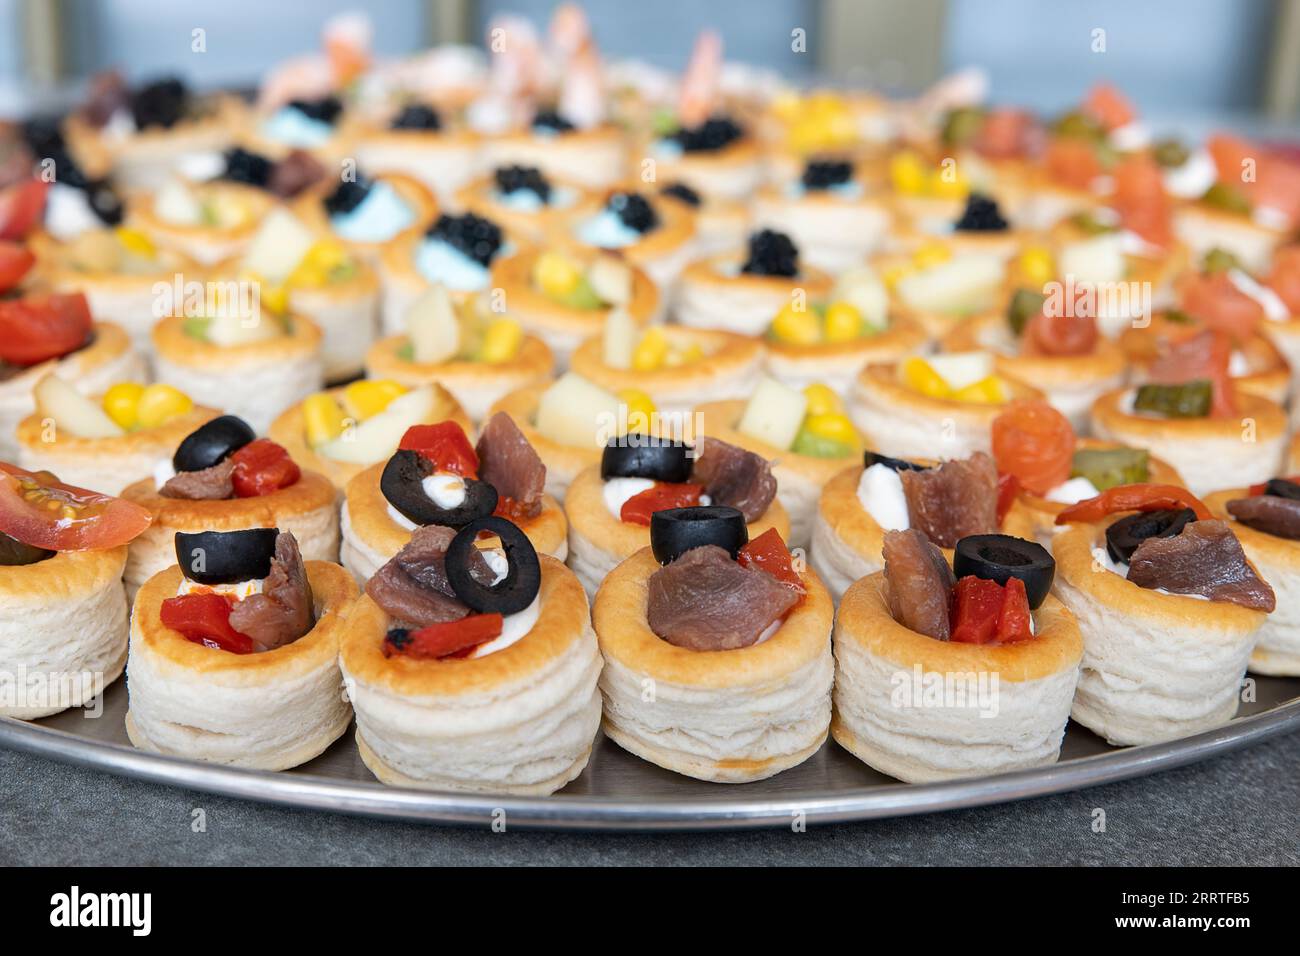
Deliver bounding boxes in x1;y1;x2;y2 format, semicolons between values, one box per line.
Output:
1;0;1297;129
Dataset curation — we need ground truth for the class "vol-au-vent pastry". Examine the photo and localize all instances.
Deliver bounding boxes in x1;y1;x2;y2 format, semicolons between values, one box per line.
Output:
849;352;1040;461
364;285;553;422
696;377;867;547
378;210;516;336
292;169;438;264
833;528;1083;782
270;379;472;491
655;181;750;257
128;177;276;266
593;508;833;782
565;436;790;598
352;101;482;201
16;373;217;496
341;414;568;585
810;449;1035;602
750;158;892;272
151;306;324;435
341;517;602;794
761;264;929;398
1206;478;1300;676
126;528;358;769
32;226;200;351
222;208;380;382
0;464;151;717
562;189;697;289
456;165;600;244
893;192;1030;262
1252;245;1300;386
121;415;339;596
871;234;1013;339
675;229;832;337
0;257;143;459
571;314;763;417
1050;483;1273;745
1088;331;1287;495
243;94;351;164
488;246;659;366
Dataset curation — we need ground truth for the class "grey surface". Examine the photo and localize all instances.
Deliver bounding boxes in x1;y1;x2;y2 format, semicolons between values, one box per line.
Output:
1;730;1297;866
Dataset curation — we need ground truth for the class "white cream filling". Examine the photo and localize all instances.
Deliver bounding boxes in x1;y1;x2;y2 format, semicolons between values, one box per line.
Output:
467;548;537;658
602;476;655;518
1227;268;1290;322
855;463;909;530
385;504;420;531
44;184;103;240
153;459;177;491
423;473;467;509
1162;148;1216;199
1045;476;1099;505
1228;350;1251;376
177;576;264;600
1253;206;1290;232
1108;121;1150;152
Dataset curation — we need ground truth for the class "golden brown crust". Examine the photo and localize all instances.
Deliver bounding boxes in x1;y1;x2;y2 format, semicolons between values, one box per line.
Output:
16;405;220;463
593;547;833;690
291;172;439;258
836;571;1083;682
0;321;135;394
122;468;337;528
569;326;763;397
1089;386;1287;443
364;332;553;390
1205;488;1300;574
151;313;323;369
0;545;127;601
133;561;359;678
33;233;199;293
763;313;928;366
489;248;660;336
552;189;696;264
339;555;589;697
679;254;833;300
454;174;603;242
129;181;276;248
942;311;1128;390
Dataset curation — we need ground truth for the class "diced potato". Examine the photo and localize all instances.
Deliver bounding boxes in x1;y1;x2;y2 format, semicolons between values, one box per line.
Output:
602;307;637;369
205;309;279;348
534;373;622;449
831;266;889;328
35;375;124;439
317;387;434;463
737;377;807;451
587;255;633;306
1059;234;1125;285
241;209;317;282
406;284;460;364
154;180;202;226
896;254;1003;314
926;351;994;391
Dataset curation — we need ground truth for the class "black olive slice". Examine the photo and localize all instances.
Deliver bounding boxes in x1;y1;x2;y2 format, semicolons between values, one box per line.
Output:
1104;508;1197;565
864;451;928;472
173;415;257;473
175;528;279;585
0;531;54;566
953;533;1055;609
445;516;541;615
650;505;747;565
600;438;692;483
380;450;498;528
1264;478;1300;500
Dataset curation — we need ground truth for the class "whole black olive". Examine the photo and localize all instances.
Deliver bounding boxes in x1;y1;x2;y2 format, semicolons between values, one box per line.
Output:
953;533;1055;609
600;438;693;483
0;531;54;567
445;517;541;615
1104;508;1197;565
864;451;928;473
1264;478;1300;500
173;415;256;473
175;528;279;585
650;505;748;565
380;449;498;528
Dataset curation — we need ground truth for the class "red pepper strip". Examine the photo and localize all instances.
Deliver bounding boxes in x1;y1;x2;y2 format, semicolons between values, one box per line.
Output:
160;593;255;654
0;179;49;241
0;241;34;294
1054;483;1212;524
995;577;1033;644
950;576;1006;645
996;472;1019;525
1249;475;1300;496
738;527;805;593
384;613;504;660
619;482;703;526
493;495;532;522
399;422;478;478
230;438;301;497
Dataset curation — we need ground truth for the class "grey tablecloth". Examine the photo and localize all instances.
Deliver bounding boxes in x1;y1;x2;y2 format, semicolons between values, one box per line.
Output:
1;731;1297;866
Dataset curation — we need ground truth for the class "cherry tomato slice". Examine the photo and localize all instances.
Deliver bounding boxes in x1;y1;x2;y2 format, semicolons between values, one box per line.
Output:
991;399;1076;496
619;481;703;526
995;576;1033;644
399;422;478;478
950;576;1005;645
0;241;35;294
383;613;504;660
229;439;301;498
737;527;805;593
161;593;255;654
0;292;93;366
0;179;50;242
1054;482;1212;525
0;463;152;551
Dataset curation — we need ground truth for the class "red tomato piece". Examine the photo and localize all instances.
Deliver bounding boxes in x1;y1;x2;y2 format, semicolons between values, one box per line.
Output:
399;421;478;477
949;576;1006;645
160;593;255;654
737;527;805;593
991;399;1076;496
995;576;1033;643
1055;482;1212;525
383;613;504;660
1045;137;1103;190
0;463;152;551
1082;83;1136;131
229;439;301;497
0;179;50;241
996;471;1020;524
619;482;703;525
0;292;93;367
0;241;34;294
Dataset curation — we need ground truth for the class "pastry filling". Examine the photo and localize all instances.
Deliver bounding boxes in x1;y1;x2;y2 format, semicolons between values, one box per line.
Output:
262;96;343;148
416;213;505;290
576;192;660;248
157;416;301;500
737;378;863;460
326;175;414;243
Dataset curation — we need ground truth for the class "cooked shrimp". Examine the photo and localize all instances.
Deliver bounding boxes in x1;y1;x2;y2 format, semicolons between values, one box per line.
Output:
678;29;722;128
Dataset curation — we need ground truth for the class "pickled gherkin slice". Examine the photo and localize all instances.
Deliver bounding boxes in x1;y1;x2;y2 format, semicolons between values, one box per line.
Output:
941;107;986;147
1152;138;1190;169
1201;182;1251;215
1070;447;1151;492
1007;287;1047;336
1133;380;1213;418
1201;247;1243;275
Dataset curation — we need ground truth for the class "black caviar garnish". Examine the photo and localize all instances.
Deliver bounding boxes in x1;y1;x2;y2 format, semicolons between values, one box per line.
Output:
608;192;659;233
428;212;504;267
223;147;274;189
391;104;442;131
532;109;575;133
494;165;551;203
740;229;799;278
669;115;743;153
323;174;374;217
801;160;853;190
953;193;1009;232
660;182;701;207
287;96;343;126
130;77;189;130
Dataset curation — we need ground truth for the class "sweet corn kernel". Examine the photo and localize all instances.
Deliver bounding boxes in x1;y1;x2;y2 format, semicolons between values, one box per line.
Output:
134;384;193;429
114;227;155;259
889;152;928;196
803;411;859;446
343;379;407;420
823;300;864;342
301;239;350;274
303;393;347;447
480;317;524;364
1017;246;1055;287
618;388;657;434
950;375;1006;404
101;382;145;430
911;241;953;270
881;263;912;290
802;383;843;417
533;251;582;298
901;356;952;399
631;327;669;371
771;302;822;345
928;166;969;199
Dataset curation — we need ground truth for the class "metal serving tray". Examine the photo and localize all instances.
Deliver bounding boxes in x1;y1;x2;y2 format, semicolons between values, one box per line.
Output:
1;674;1296;830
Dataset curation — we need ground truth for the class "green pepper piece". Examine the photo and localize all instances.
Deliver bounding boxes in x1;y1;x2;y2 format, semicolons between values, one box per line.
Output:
1070;447;1151;491
1152;138;1190;169
1069;210;1117;235
941;107;986;147
1201;247;1243;275
1006;287;1047;336
553;275;605;310
0;531;54;567
1201;182;1252;215
791;428;854;459
182;315;212;340
1133;380;1213;418
1051;110;1103;142
1162;309;1195;325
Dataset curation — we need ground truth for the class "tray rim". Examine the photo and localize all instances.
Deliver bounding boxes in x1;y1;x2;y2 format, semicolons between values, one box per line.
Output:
2;696;1297;831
